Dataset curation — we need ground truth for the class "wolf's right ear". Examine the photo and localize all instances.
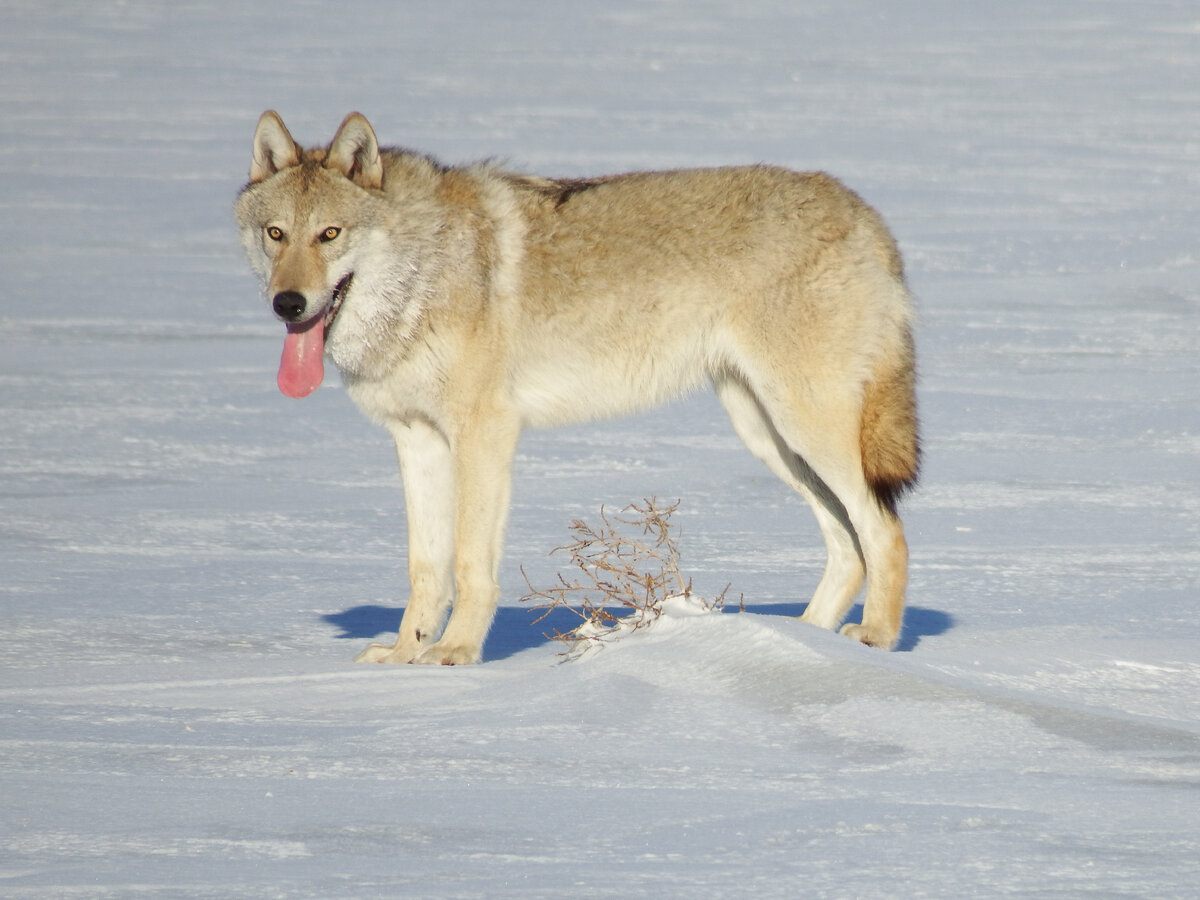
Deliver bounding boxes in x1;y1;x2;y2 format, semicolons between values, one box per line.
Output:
249;111;302;183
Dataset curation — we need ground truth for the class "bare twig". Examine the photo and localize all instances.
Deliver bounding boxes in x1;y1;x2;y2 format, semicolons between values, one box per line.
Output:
520;498;736;654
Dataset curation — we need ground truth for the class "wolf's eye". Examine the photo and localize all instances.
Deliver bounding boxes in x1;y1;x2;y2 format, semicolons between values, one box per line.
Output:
266;226;283;241
320;226;342;242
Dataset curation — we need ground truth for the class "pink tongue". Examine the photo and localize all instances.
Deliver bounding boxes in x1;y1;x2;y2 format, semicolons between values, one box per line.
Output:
277;316;325;398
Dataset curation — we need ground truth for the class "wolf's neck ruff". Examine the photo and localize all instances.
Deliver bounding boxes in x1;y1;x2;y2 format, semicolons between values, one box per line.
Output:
276;273;352;398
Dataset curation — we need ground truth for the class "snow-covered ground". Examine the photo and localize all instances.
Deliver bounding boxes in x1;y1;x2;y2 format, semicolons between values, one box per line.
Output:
2;1;1198;896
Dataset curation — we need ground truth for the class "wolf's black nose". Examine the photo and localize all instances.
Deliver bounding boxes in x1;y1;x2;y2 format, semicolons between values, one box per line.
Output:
272;291;307;321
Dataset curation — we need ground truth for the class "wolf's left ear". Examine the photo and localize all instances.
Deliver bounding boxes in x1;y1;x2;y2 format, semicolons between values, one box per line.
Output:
326;112;384;191
250;110;301;182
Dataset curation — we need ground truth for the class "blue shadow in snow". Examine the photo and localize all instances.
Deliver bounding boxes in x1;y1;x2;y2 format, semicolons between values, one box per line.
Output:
738;602;954;652
323;600;953;659
321;604;590;662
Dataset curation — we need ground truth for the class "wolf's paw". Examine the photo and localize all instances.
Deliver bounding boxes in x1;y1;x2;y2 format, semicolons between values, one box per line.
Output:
355;641;419;664
839;623;898;650
410;642;482;666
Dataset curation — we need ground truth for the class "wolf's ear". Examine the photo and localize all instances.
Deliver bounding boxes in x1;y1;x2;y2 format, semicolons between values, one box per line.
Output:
249;111;301;182
326;112;384;191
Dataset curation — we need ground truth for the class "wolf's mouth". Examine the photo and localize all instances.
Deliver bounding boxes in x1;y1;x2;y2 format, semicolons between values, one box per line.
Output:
324;273;352;338
276;273;352;399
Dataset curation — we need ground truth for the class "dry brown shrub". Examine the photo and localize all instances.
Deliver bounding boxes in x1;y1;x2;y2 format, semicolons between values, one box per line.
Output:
520;498;737;653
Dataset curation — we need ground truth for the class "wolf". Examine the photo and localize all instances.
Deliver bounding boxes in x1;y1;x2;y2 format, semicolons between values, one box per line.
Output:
234;111;919;665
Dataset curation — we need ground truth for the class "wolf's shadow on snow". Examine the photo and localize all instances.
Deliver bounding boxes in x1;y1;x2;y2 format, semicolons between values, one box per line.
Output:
320;604;593;663
738;603;954;653
322;602;953;661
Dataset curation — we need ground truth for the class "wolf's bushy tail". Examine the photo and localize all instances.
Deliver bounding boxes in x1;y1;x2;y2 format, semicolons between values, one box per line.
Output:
859;331;920;514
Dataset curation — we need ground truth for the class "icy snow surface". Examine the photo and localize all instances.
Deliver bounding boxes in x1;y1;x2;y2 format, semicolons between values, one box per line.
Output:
2;1;1199;897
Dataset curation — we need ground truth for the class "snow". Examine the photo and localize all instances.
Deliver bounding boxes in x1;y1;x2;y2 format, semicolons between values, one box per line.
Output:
2;0;1199;896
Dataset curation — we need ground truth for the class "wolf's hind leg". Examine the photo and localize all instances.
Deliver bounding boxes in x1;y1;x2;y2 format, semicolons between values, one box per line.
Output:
760;384;907;650
714;374;865;630
797;499;865;631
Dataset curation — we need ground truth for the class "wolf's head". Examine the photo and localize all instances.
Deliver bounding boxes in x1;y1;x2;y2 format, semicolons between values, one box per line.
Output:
236;111;426;398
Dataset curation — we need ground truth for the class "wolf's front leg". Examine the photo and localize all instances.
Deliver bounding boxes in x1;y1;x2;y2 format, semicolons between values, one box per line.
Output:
357;421;456;664
411;411;520;666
